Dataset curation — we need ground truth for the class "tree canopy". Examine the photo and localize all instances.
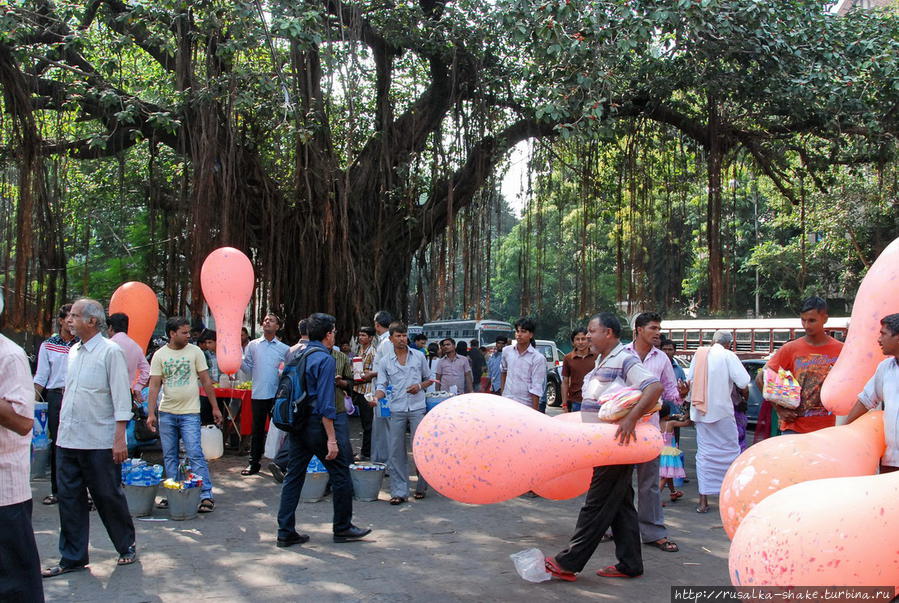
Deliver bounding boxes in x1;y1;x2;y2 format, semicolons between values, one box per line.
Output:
1;0;897;340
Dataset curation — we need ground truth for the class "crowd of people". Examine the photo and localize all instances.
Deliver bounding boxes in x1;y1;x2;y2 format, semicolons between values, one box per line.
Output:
1;292;898;599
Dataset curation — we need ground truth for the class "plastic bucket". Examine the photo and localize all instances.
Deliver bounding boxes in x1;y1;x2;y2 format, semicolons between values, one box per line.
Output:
124;484;159;517
300;472;329;503
350;462;386;502
167;487;202;520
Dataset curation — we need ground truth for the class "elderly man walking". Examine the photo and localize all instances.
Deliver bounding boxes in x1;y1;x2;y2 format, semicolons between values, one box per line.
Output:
43;298;137;578
686;330;750;513
0;295;44;601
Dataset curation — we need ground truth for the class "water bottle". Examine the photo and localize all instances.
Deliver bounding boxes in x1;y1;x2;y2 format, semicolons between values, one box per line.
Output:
379;386;393;418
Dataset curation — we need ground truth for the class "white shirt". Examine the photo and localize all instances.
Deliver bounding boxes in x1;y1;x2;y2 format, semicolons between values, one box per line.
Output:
858;357;899;467
58;334;133;449
687;343;751;423
501;344;546;407
0;335;35;506
373;331;393;369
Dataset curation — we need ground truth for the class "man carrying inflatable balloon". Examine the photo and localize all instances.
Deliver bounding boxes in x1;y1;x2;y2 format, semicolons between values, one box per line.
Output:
845;313;899;474
544;312;663;582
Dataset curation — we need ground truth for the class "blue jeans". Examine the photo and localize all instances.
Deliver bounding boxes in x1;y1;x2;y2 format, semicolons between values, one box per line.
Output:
277;416;354;539
158;412;214;500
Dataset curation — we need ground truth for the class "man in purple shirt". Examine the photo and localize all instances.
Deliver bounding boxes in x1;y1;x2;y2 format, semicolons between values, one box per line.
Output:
623;312;679;553
107;313;150;399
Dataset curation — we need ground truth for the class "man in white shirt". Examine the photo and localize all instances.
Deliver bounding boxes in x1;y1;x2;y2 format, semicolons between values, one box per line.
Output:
43;298;137;578
846;313;899;473
501;318;545;410
33;303;78;506
369;310;394;464
686;330;750;513
0;295;44;600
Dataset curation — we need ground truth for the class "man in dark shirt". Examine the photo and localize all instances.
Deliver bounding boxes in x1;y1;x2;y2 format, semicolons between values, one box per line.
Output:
561;328;595;412
276;313;372;547
468;340;487;392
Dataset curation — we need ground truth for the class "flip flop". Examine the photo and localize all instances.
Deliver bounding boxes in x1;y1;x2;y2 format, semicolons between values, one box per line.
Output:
669;490;684;501
389;497;406;505
413;492;426;500
117;547;137;566
696;505;711;513
596;565;641;578
544;556;577;582
198;499;215;513
646;538;679;552
42;495;58;505
42;565;86;579
156;499;169;510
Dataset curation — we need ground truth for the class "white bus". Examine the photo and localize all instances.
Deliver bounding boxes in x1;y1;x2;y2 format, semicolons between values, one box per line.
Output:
422;319;514;347
660;317;850;359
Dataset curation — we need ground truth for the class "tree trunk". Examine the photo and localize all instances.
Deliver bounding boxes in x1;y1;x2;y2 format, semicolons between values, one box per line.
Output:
706;96;725;313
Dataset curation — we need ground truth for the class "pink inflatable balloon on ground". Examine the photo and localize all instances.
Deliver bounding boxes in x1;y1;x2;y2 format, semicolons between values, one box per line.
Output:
412;394;662;504
719;411;885;539
729;470;899;588
200;247;254;375
109;281;158;353
821;236;899;415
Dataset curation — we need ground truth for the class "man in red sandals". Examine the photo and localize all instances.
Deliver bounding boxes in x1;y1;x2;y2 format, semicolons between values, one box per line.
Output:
545;312;662;581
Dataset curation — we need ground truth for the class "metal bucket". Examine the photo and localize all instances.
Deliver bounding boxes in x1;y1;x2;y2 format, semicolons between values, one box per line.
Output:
167;487;201;521
350;462;386;502
124;484;159;517
300;471;329;503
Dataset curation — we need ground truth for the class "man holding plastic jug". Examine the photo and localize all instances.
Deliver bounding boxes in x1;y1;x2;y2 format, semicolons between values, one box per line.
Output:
147;317;221;514
43;298;137;578
0;294;44;600
373;322;432;505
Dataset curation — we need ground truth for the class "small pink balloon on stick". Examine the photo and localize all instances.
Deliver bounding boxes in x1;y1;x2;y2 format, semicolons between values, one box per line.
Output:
109;281;158;353
200;247;254;376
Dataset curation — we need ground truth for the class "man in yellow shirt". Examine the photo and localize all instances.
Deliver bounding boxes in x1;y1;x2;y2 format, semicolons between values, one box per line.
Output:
147;318;221;513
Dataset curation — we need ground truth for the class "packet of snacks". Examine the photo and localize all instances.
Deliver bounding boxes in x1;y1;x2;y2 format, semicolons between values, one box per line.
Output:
762;367;801;409
596;387;661;423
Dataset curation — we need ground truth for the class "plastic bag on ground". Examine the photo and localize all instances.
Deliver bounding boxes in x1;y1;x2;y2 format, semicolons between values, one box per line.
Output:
510;548;551;583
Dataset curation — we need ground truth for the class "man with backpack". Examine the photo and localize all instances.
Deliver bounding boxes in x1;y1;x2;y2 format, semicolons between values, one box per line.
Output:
275;313;372;547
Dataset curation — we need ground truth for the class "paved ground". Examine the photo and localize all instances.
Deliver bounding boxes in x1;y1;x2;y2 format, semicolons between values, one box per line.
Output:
32;410;735;602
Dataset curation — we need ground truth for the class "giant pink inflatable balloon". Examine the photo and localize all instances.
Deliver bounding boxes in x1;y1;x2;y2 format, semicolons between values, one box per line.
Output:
109;281;158;353
412;394;663;504
533;412;592;500
730;470;899;589
719;411;884;539
821;237;899;415
200;247;254;376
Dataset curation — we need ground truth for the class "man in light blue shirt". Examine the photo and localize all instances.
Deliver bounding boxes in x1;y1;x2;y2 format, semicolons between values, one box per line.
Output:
487;336;508;393
240;314;289;476
374;322;432;505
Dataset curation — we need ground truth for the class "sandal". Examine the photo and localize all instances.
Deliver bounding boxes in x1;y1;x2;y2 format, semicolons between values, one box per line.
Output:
198;499;215;513
389;497;406;506
42;564;86;578
156;499;169;510
42;495;58;505
413;492;426;500
544;556;577;582
646;538;679;552
669;490;684;501
117;546;137;566
596;565;641;578
696;505;711;514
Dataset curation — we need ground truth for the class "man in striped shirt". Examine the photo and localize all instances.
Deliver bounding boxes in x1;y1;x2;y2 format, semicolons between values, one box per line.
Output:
0;295;44;601
33;303;78;506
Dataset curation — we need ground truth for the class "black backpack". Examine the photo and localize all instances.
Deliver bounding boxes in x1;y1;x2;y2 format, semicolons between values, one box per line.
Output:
271;346;327;433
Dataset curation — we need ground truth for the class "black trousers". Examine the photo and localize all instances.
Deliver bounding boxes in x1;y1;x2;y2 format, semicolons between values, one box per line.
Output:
351;391;373;458
249;398;275;465
56;448;135;568
45;388;64;495
555;464;643;576
0;500;44;603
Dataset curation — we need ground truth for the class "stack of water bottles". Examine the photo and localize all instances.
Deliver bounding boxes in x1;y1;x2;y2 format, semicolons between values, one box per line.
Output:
121;458;164;487
306;455;327;473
